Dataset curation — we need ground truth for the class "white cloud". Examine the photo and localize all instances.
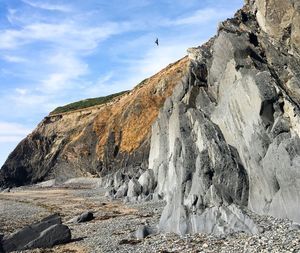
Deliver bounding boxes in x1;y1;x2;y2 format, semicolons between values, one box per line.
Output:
22;0;73;12
0;16;132;97
84;72;125;97
125;37;203;78
0;136;26;143
3;55;27;63
10;92;48;107
0;122;32;167
0;122;32;142
0;21;129;51
6;8;17;25
162;8;233;27
40;53;88;93
96;72;114;85
15;88;28;95
175;8;223;25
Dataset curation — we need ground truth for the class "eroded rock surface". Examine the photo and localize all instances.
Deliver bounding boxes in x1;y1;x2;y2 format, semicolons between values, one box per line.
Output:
146;0;300;235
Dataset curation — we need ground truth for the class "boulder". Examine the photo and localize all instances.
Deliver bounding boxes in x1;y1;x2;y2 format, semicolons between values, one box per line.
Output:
1;214;71;252
105;188;116;198
138;170;155;196
24;224;71;250
77;211;94;223
134;225;153;239
115;182;128;198
127;179;142;198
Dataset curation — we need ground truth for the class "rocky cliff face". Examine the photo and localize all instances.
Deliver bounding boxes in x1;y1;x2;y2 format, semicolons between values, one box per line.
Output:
143;0;300;235
0;58;189;187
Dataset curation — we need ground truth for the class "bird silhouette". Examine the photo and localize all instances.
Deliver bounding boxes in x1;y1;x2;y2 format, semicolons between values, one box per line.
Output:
155;38;159;46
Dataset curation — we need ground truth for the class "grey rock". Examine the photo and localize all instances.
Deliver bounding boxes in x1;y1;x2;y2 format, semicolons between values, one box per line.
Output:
144;193;153;202
258;226;265;233
152;193;163;201
123;196;130;203
2;214;71;252
138;169;155;196
127;178;142;198
24;224;71;250
135;225;153;239
77;211;94;223
113;170;126;189
105;189;116;198
115;182;128;198
291;222;300;230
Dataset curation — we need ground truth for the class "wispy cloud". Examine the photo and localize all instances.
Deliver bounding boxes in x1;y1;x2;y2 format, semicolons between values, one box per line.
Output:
0;122;33;167
22;0;73;12
3;55;27;63
0;13;132;95
0;122;32;143
172;8;232;25
0;22;126;50
39;53;88;93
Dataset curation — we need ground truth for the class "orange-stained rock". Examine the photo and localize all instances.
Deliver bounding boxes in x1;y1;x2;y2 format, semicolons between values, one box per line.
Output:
0;57;189;187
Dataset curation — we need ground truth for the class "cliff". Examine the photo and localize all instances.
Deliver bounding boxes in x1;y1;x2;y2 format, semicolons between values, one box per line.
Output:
105;0;300;235
0;57;189;187
1;0;300;236
147;0;300;234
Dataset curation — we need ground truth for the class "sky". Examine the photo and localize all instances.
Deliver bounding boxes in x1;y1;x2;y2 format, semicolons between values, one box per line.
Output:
0;0;243;167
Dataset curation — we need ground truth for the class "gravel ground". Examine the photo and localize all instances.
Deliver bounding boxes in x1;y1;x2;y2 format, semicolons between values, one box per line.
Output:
0;199;51;234
1;182;300;253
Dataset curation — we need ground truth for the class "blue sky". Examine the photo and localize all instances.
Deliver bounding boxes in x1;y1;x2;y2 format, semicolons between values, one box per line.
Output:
0;0;243;167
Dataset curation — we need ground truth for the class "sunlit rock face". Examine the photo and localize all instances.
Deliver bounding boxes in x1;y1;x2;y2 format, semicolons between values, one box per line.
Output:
255;0;300;51
0;58;189;188
148;0;300;235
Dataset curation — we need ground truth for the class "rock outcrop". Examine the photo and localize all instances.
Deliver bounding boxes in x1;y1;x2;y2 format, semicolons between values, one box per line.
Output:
0;214;71;252
146;0;300;235
0;58;189;188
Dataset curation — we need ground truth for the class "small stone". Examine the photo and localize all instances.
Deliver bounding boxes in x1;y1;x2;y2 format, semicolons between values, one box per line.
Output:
202;243;208;248
135;225;153;239
258;226;265;233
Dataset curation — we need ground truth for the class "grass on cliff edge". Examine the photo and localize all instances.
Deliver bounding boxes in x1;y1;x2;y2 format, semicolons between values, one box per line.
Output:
50;90;128;115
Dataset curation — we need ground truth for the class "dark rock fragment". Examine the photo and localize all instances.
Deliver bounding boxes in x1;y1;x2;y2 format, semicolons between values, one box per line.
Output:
77;211;94;223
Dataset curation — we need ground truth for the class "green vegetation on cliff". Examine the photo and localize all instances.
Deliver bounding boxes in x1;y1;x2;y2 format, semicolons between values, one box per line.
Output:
50;91;128;115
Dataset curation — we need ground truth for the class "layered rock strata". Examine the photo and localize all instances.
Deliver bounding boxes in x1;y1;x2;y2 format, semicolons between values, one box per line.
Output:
0;58;189;187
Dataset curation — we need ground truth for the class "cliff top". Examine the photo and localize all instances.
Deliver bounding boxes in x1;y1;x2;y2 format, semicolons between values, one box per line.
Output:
49;91;129;116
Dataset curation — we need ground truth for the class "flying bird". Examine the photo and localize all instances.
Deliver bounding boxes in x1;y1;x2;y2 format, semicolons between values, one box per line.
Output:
155;38;159;46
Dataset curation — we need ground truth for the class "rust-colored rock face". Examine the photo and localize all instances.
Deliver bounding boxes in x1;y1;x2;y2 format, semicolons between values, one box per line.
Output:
94;57;189;157
0;57;189;187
